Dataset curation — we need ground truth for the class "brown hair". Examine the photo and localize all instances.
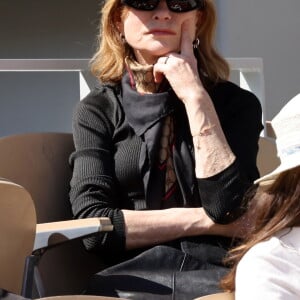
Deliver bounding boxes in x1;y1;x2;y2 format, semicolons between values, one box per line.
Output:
221;166;300;292
90;0;230;84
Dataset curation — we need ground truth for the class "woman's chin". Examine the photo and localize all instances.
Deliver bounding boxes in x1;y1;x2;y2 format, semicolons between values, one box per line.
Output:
134;44;179;64
146;40;179;53
146;47;178;58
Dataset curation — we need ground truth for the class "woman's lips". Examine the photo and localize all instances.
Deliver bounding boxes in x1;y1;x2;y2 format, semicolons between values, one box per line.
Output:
147;29;176;35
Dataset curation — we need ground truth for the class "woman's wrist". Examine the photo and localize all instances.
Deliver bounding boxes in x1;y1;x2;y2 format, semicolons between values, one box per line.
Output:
182;87;208;110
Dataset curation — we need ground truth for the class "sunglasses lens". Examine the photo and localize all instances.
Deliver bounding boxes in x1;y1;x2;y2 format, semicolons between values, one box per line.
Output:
123;0;159;10
168;0;200;12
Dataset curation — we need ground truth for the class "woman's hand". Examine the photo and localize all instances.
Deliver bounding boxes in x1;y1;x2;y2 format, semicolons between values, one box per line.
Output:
211;211;255;239
153;19;204;104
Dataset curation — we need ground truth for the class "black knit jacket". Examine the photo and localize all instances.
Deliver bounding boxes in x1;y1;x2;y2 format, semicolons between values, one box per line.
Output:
69;75;263;257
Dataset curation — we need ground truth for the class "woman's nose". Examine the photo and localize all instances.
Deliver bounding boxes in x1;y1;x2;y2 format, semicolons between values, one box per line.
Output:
152;0;172;20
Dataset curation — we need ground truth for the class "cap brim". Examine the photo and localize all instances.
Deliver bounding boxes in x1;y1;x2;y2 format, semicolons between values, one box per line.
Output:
255;160;300;186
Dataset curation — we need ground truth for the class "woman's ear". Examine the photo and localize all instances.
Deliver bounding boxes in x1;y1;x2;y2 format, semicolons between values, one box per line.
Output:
195;10;204;37
116;20;124;36
196;11;203;25
116;7;127;35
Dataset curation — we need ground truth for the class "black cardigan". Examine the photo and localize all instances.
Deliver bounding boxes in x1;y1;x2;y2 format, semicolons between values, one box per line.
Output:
69;77;263;256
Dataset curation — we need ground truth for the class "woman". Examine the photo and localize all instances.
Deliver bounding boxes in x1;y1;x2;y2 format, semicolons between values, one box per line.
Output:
69;0;262;298
221;95;300;299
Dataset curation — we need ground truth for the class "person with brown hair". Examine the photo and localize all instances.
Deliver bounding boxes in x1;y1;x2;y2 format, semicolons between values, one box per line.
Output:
69;0;262;298
221;94;300;299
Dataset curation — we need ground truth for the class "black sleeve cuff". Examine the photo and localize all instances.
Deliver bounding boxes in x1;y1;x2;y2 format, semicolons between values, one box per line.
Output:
197;160;253;224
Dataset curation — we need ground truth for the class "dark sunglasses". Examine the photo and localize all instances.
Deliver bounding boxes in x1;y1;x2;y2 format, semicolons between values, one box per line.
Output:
122;0;205;13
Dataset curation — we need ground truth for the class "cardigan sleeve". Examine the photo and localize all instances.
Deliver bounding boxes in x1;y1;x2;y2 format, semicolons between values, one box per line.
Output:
197;83;263;224
69;87;126;255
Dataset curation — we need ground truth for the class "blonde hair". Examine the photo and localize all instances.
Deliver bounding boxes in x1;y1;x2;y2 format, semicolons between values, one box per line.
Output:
90;0;230;84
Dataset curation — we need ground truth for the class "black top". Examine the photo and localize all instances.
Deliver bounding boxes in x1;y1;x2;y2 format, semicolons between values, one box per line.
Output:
69;75;263;258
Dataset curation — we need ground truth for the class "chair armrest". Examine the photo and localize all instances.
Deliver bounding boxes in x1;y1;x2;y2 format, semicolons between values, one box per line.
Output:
34;217;113;251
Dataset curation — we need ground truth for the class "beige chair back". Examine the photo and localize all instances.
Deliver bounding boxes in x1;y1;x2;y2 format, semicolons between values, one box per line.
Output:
0;133;106;296
257;136;280;177
0;179;36;295
194;292;235;300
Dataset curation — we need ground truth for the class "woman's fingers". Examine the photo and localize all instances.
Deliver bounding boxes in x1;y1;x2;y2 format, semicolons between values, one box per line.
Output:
153;56;169;83
180;19;195;58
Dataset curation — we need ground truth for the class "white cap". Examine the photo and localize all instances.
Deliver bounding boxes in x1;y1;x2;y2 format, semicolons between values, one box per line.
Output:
255;93;300;185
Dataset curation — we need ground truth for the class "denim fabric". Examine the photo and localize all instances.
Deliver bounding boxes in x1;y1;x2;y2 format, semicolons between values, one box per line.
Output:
86;239;230;300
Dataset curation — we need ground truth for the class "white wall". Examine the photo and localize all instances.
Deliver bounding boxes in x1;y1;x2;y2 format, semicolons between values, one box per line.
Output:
0;0;101;136
216;0;300;120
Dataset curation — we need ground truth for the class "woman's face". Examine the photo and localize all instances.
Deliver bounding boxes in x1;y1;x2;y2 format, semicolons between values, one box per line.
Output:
119;1;201;64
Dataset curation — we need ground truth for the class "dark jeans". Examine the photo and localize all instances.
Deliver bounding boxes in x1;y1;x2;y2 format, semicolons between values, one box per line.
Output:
86;236;231;300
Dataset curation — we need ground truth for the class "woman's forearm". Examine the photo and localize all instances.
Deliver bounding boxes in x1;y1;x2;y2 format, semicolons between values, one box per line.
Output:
122;207;240;250
184;90;236;178
123;207;210;249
